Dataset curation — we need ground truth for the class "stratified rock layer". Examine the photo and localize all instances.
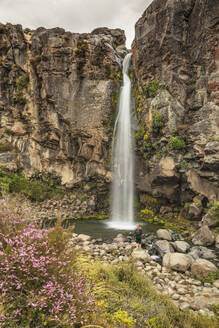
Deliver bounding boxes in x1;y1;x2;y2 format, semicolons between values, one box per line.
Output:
0;24;127;212
133;0;219;206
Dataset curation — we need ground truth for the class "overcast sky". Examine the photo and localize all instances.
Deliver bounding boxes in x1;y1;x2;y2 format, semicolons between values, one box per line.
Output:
0;0;153;47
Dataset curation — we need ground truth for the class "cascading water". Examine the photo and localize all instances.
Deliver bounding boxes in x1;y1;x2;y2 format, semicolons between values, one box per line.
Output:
109;53;135;230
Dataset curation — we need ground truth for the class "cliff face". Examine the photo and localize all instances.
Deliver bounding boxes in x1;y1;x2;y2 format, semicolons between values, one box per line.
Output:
0;0;219;218
0;24;126;213
132;0;219;208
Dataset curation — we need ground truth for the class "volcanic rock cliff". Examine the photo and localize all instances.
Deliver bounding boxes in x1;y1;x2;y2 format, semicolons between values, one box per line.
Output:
0;24;126;214
0;0;218;219
132;0;219;211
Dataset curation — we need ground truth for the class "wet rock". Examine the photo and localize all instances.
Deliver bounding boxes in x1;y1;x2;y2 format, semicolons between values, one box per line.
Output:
154;240;174;257
191;259;218;277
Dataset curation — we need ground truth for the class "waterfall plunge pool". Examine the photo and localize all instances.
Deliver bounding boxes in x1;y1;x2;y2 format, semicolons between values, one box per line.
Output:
73;218;162;241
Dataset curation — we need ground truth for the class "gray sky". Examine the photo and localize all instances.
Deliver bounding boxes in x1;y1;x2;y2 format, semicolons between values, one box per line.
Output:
0;0;153;47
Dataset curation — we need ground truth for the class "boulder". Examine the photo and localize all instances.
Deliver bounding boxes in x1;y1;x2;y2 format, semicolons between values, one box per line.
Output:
186;170;219;203
213;280;219;288
191;295;219;311
186;203;202;220
77;234;91;242
163;253;193;272
191;259;218;277
131;249;151;262
113;234;125;243
192;225;215;246
188;246;216;261
154;240;174;257
201;213;218;228
172;241;190;253
156;229;172;241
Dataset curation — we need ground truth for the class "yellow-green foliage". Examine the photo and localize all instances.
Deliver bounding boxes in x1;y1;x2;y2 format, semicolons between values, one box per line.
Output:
79;260;219;328
111;92;118;109
143;79;160;98
16;74;29;91
63;214;107;221
168;136;186;152
129;72;134;79
208;201;219;222
140;207;163;225
137;105;143;113
162;214;195;234
112;309;136;327
109;70;122;87
135;127;147;141
140;194;158;208
152;110;164;131
198;270;219;285
0;143;16;153
194;197;202;208
141;208;154;219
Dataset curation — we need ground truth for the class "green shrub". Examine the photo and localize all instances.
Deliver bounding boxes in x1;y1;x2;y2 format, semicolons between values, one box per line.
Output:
208;201;219;222
168;136;186;152
194;198;202;208
143;79;160;98
0;170;65;202
199;270;219;285
152;110;164;131
16;75;29;91
135;127;145;140
141;208;154;219
0;143;15;152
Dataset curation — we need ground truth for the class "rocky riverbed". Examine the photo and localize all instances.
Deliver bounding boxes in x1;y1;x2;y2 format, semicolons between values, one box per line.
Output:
70;229;219;317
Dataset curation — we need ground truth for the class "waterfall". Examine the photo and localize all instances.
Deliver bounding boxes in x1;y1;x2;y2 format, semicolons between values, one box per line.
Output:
109;53;135;230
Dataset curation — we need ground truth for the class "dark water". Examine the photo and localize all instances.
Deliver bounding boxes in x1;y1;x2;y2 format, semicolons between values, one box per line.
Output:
73;218;161;241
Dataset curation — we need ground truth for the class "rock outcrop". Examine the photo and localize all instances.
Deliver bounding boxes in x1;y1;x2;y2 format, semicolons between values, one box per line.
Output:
0;0;219;219
133;0;219;208
0;24;127;212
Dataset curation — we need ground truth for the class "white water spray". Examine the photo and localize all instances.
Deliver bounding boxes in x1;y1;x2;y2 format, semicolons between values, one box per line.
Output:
109;53;135;230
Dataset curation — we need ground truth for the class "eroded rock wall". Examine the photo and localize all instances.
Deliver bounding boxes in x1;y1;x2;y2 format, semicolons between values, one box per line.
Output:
0;24;127;213
132;0;219;209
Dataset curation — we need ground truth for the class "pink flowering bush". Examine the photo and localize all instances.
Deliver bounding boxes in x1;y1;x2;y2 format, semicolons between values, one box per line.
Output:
0;199;94;327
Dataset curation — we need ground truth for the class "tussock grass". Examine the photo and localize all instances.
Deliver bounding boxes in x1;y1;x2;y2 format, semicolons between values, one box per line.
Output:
79;259;219;328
